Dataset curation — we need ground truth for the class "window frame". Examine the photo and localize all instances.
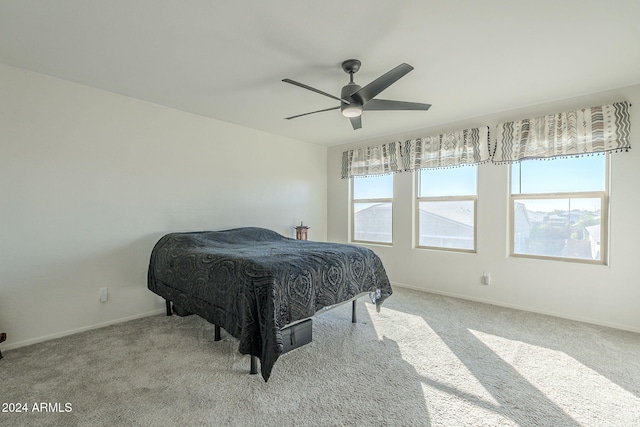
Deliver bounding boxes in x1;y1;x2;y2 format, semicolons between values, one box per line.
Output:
415;168;478;253
508;156;610;265
350;176;393;245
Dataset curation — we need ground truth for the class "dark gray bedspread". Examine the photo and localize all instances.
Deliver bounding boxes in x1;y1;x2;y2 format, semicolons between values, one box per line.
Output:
147;227;392;381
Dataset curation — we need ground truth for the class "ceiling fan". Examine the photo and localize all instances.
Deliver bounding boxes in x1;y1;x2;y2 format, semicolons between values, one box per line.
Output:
282;59;431;130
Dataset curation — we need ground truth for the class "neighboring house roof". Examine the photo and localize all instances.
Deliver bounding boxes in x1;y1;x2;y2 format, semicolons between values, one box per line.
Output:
418;201;474;228
356;203;390;213
355;202;474;230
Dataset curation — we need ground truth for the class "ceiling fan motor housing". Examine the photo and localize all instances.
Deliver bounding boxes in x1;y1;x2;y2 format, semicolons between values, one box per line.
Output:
341;82;363;117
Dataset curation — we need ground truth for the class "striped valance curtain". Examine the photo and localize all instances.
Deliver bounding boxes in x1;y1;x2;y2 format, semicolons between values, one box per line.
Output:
341;142;400;179
339;101;630;176
493;101;631;164
341;126;491;178
400;126;490;171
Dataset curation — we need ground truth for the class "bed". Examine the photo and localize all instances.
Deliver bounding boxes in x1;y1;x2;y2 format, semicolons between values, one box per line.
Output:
147;227;392;381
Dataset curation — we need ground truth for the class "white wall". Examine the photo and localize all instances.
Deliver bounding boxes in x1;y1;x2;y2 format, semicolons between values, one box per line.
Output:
328;85;640;333
0;64;327;349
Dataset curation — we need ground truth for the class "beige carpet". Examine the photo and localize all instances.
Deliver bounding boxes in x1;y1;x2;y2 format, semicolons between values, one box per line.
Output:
2;287;639;426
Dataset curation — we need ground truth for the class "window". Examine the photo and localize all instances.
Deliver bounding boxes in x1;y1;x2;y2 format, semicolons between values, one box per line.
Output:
510;155;608;264
416;166;477;252
351;174;393;244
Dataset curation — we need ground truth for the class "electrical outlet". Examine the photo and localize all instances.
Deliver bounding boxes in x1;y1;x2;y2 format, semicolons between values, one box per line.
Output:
99;287;108;302
481;272;491;285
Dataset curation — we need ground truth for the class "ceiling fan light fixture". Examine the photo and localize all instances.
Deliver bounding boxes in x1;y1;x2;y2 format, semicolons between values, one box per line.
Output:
342;104;363;118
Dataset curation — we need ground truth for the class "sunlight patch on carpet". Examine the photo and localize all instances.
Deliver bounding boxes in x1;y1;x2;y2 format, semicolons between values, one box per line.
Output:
469;328;640;426
366;304;501;408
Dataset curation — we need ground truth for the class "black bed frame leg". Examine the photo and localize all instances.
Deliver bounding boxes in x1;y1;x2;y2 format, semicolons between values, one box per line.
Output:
0;332;5;359
250;355;258;375
214;325;221;341
352;300;357;323
165;300;172;316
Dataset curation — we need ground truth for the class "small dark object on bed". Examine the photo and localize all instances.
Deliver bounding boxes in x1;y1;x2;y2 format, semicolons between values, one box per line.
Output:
148;227;392;381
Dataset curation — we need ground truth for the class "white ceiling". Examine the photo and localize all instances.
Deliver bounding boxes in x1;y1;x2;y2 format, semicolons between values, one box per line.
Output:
2;0;639;146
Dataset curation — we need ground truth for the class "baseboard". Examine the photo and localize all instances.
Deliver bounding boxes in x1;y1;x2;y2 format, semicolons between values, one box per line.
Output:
2;309;166;351
392;281;640;334
4;285;637;351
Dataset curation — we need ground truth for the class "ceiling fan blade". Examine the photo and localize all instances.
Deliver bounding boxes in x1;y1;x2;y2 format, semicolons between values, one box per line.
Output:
352;63;413;104
282;79;350;104
285;106;340;120
349;116;362;130
364;99;432;111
